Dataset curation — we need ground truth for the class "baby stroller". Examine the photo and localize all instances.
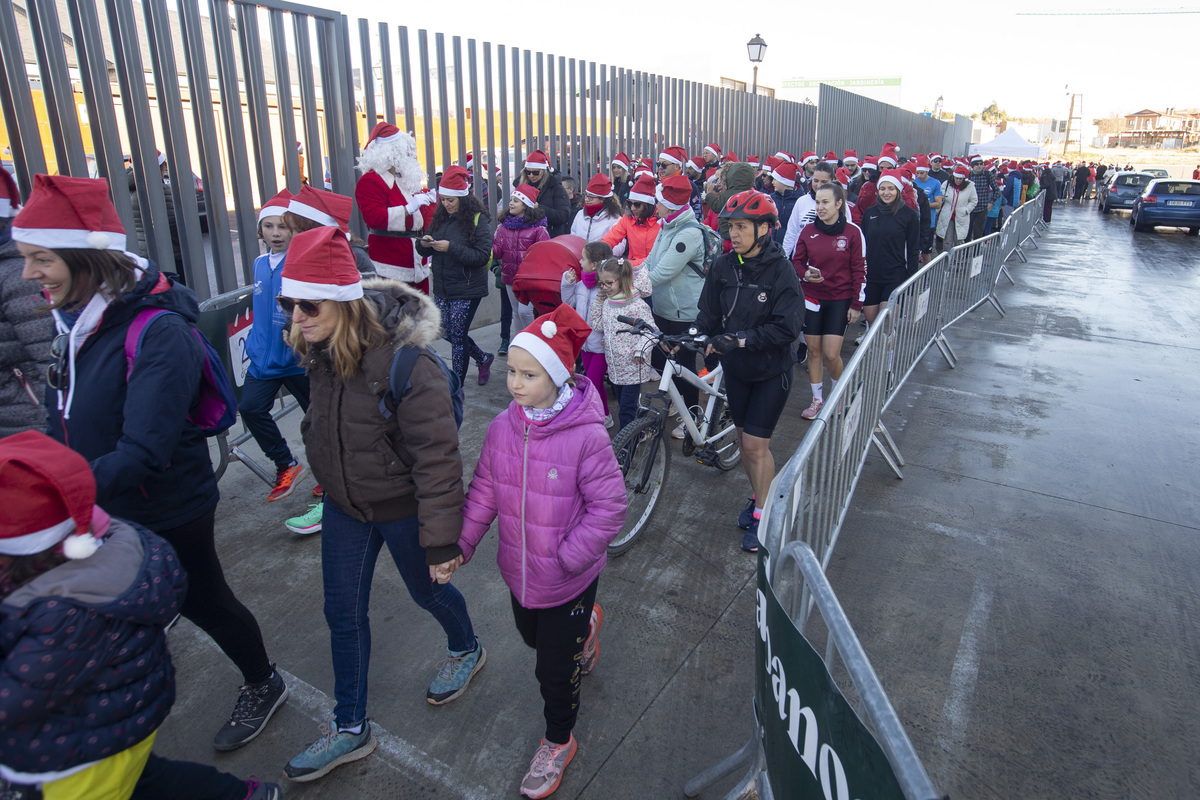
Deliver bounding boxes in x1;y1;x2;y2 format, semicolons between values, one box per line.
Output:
512;234;586;318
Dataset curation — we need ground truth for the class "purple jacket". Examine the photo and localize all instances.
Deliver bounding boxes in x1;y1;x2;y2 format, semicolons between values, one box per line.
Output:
494;216;550;285
460;376;627;608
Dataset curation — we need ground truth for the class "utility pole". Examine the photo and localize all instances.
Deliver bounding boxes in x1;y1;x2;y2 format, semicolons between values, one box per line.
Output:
1063;92;1083;156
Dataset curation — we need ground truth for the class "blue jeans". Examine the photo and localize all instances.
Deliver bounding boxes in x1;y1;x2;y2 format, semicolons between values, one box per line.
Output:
614;383;642;430
321;500;475;727
238;372;310;468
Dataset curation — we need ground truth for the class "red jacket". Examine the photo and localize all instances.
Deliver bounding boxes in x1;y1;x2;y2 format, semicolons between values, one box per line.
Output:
355;170;435;283
600;214;661;266
791;221;867;311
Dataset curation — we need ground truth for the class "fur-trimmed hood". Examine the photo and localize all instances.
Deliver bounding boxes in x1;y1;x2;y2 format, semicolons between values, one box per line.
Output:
362;277;442;351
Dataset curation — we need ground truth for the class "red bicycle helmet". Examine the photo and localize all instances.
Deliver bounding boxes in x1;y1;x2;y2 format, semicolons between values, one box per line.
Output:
719;189;778;225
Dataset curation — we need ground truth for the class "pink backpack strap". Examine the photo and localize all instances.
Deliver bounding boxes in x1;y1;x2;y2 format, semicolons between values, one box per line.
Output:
124;309;170;380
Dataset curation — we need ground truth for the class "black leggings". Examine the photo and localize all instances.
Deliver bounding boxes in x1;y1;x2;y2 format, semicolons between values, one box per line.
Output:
650;314;699;413
511;578;598;745
154;508;272;685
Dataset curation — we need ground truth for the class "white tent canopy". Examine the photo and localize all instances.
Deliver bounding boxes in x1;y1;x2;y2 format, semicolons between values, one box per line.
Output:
969;129;1047;159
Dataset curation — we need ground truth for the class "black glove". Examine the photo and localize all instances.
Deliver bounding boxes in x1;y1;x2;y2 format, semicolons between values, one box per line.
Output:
710;333;739;354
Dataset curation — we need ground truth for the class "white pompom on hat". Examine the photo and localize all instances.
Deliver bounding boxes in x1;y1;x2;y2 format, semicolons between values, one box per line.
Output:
509;303;593;387
11;173;128;252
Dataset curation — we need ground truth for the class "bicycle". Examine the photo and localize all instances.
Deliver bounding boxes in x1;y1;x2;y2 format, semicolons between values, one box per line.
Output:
607;316;741;555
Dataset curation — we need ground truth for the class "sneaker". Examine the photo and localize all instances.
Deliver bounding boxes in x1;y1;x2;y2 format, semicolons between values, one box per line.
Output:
284;722;377;782
581;604;604;676
520;735;578;798
285;503;324;535
312;483;324;497
242;777;283;799
742;518;760;553
697;367;709;378
670;422;687;440
426;640;486;705
603;414;614;430
213;668;289;751
478;352;495;385
498;337;509;355
854;331;865;346
801;398;823;420
737;496;756;530
268;463;304;502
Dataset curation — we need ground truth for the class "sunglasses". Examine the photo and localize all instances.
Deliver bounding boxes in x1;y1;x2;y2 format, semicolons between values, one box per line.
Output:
276;296;326;316
656;162;672;170
47;333;69;391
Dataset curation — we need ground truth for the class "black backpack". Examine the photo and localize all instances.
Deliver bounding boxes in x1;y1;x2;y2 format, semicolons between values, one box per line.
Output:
679;220;724;278
378;346;464;429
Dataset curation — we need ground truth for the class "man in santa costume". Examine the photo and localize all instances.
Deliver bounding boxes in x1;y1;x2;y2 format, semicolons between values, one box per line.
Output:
354;122;439;293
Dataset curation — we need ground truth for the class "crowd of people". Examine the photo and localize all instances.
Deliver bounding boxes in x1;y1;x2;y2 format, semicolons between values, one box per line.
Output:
0;124;1055;798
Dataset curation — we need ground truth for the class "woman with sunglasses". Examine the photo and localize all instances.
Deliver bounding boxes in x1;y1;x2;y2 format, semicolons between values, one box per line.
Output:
600;174;661;267
515;150;573;237
277;227;481;783
12;174;287;752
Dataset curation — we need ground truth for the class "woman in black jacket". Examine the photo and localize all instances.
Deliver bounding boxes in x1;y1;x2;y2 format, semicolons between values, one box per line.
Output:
860;169;921;328
416;166;495;385
693;190;804;553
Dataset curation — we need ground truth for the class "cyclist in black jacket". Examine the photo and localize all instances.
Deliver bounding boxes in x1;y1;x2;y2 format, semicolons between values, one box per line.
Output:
693;190;804;553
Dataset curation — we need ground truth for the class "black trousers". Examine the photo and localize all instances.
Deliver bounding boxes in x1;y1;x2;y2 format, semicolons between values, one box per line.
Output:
650;314;700;414
511;578;598;745
155;508;272;684
968;211;987;241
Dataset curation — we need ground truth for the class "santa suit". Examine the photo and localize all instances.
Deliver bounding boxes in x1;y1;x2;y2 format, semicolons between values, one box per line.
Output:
355;170;436;291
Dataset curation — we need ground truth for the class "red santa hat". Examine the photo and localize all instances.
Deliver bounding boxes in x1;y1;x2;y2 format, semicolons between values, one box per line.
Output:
257;188;293;224
746;155;761;166
611;152;632;171
771;162;798;189
764;155;782;172
524;150;551;172
824;151;838;162
280;226;363;302
464;152;475;169
512;183;540;208
834;167;850;188
913;155;931;172
12;174;127;252
633;161;655;181
366;121;404;148
704;167;718;181
703;143;722;159
862;156;880;171
883;143;899;155
156;150;167;166
288;185;353;233
438;165;471;198
659;146;688;168
509;303;592;388
585;173;614;198
0;167;20;219
627;174;658;206
900;162;916;184
724;152;740;163
687;155;707;173
970;154;983;164
952;164;970;180
799;151;818;166
656;174;692;211
0;431;105;560
929;152;944;162
775;151;795;164
877;168;904;191
843;150;859;165
878;150;898;168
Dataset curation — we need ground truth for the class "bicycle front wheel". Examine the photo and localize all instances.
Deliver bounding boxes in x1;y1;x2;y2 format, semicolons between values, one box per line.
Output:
608;416;671;556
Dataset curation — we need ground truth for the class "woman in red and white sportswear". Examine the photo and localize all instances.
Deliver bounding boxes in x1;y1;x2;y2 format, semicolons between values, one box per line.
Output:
790;182;866;420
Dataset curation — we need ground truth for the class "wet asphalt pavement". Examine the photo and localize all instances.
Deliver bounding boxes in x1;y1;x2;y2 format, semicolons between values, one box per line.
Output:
154;200;1200;798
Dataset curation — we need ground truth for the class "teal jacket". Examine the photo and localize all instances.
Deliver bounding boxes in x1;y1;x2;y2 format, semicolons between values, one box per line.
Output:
644;208;705;323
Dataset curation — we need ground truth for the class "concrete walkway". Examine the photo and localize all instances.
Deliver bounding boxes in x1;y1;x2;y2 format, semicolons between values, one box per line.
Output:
153;201;1200;797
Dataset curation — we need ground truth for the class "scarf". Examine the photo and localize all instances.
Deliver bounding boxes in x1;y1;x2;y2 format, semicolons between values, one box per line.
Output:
584;202;603;217
580;272;597;289
502;215;542;231
521;383;574;422
814;214;846;236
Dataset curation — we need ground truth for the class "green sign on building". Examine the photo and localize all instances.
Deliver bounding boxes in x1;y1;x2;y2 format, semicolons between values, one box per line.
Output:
782;77;902;90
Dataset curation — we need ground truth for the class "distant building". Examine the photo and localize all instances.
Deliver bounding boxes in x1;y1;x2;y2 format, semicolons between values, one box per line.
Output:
1112;109;1200;148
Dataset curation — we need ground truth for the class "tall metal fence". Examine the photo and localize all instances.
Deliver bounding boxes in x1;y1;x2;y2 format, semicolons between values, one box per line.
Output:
815;83;971;163
688;190;1051;799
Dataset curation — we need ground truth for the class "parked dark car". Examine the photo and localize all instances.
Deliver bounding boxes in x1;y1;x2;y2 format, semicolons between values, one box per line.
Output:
1130;179;1200;234
1098;172;1154;213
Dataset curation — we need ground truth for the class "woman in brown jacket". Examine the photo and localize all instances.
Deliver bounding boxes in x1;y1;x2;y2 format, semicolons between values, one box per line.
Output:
274;227;481;784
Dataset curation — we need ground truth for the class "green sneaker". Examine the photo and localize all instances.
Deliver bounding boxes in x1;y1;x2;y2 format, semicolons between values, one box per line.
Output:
426;640;486;705
285;502;323;535
284;721;377;782
497;337;509;355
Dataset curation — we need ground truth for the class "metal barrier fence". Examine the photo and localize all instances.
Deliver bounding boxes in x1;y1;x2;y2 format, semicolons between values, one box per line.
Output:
815;84;970;161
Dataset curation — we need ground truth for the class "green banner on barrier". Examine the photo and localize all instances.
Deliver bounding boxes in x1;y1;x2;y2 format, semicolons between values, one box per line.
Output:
755;549;906;799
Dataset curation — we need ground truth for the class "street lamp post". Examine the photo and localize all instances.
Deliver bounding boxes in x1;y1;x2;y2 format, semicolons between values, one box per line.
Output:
747;34;766;95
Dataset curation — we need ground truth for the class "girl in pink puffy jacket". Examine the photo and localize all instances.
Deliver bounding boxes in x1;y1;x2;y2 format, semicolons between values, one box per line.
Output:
493;184;550;335
458;302;626;799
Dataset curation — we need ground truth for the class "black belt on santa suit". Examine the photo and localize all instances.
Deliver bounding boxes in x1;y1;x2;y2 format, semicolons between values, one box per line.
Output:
368;228;423;238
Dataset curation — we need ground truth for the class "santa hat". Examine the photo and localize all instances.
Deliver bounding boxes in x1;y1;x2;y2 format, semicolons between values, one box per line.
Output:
877;168;904;191
878;150;898;168
929;152;944;161
656;174;692;211
824;151;838;163
585;173;614;198
724;152;740;163
626;176;656;206
464;152;475;169
0;167;20;219
834;167;850;188
843;150;859;165
703;143;722;159
509;303;592;388
862;156;880;171
633;161;655;181
970;154;983;164
775;151;795;164
883;142;899;155
156;150;167;166
704;167;718;181
913;155;931;172
687;155;707;173
764;155;782;172
366;121;404;149
438;165;470;197
288;185;352;233
799;151;818;166
952;164;970;179
659;146;688;168
512;183;540;208
746;155;761;166
12;174;127;252
524;150;551;171
257;188;292;224
0;431;105;560
771;162;798;189
611;152;632;171
280;226;363;302
899;163;916;184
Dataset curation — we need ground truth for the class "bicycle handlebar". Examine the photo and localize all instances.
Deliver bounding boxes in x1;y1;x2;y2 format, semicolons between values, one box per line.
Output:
616;316;709;355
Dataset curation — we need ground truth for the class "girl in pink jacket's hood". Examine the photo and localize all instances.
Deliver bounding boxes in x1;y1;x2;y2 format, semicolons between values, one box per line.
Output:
459;304;626;795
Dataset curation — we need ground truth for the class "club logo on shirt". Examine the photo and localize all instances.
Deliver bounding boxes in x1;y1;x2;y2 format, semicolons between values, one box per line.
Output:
836;237;848;251
548;468;559;480
253;280;264;295
757;292;768;303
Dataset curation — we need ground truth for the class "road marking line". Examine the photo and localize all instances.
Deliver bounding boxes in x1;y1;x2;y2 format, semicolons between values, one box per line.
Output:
935;582;993;760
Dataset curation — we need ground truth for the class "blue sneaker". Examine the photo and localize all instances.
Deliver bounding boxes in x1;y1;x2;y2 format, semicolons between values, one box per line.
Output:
283;722;377;782
426;640;486;705
737;497;756;529
742;518;760;553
